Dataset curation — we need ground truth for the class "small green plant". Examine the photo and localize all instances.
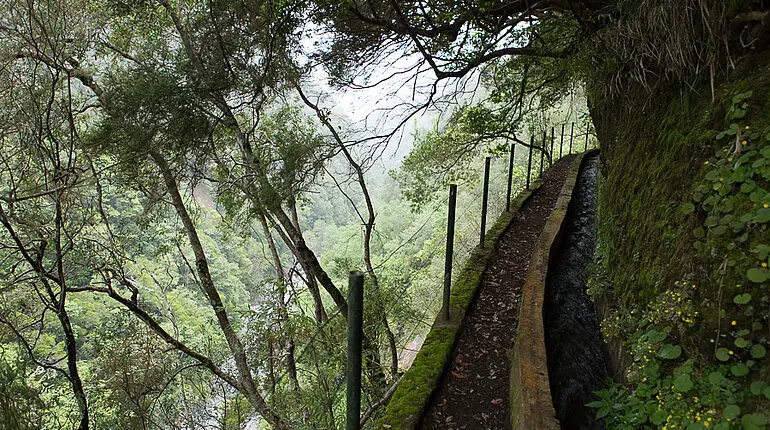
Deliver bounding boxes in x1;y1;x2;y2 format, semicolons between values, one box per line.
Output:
591;280;769;429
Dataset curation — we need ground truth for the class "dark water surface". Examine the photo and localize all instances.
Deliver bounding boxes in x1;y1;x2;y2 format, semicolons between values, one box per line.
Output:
544;154;607;430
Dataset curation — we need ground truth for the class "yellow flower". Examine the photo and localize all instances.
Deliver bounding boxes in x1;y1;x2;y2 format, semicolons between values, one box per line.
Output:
763;262;768;268
746;125;751;129
731;320;737;326
764;203;769;209
704;161;709;165
729;350;734;355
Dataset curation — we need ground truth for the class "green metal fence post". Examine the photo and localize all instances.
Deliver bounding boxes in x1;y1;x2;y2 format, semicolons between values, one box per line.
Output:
480;157;491;247
443;184;457;321
346;271;364;430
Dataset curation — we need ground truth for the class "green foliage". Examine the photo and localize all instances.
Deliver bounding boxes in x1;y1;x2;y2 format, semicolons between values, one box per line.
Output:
94;68;212;159
0;349;43;429
256;105;332;197
593;281;767;429
394;106;499;210
89;312;177;428
395;49;586;211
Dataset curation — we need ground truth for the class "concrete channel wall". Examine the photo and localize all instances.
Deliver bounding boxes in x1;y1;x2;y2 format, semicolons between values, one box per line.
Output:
509;152;591;429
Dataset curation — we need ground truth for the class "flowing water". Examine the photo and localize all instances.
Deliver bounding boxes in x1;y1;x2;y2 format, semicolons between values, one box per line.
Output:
544;154;607;430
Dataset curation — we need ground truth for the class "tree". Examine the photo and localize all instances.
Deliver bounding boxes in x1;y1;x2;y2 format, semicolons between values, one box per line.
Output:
1;0;300;426
303;0;599;198
0;48;93;430
311;0;608;82
0;349;43;429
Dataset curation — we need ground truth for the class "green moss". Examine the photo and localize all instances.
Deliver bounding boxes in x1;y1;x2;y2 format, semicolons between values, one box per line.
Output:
594;53;770;313
377;326;457;429
593;85;717;307
449;265;485;312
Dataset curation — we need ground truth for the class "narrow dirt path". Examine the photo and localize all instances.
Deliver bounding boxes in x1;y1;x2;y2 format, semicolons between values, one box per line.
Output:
421;155;577;429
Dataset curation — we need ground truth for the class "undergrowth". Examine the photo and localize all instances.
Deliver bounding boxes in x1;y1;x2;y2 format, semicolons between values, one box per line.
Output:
587;46;770;429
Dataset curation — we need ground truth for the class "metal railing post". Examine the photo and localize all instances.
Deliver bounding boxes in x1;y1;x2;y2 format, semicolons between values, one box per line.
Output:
480;157;491;247
549;126;554;165
443;185;457;321
585;129;589;152
526;136;533;189
346;271;364;430
569;122;574;154
506;143;515;212
559;123;565;159
539;131;545;177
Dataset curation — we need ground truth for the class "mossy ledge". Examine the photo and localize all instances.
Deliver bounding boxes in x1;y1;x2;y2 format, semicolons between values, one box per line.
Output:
376;180;545;429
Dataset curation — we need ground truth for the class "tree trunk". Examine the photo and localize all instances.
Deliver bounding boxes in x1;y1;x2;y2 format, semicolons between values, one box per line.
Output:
55;191;91;430
287;196;328;324
257;212;301;391
296;85;400;378
57;303;90;430
267;336;276;395
272;207;348;319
